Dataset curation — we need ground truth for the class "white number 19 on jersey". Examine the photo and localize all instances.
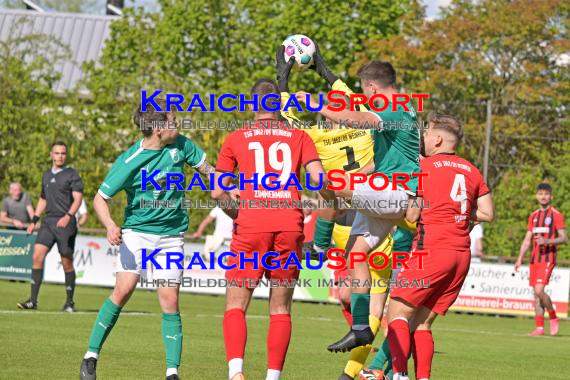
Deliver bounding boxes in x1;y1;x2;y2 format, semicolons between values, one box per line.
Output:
248;141;292;183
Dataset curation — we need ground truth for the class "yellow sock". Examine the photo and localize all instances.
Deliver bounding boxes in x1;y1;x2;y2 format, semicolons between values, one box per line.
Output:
343;315;381;378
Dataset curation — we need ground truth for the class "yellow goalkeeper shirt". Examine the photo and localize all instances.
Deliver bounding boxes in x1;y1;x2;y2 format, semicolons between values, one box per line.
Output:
304;126;374;173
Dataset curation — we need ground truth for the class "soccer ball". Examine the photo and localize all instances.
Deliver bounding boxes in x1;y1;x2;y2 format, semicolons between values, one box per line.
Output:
282;34;316;71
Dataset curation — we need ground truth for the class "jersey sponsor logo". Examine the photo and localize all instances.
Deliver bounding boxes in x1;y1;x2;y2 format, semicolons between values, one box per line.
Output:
455;215;468;223
169;148;180;163
50;178;56;183
533;227;549;234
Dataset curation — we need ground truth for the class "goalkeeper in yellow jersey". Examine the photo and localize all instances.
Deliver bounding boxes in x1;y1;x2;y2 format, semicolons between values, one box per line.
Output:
276;44;415;380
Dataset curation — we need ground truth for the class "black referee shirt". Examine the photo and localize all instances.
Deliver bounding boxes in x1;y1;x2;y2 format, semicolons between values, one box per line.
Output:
41;167;84;220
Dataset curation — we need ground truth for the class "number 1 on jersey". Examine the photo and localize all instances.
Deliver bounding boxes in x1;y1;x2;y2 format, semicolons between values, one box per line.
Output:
340;146;360;171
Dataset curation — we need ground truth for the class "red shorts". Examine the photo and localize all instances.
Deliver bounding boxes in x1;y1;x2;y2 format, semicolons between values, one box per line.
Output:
530;262;555;286
225;231;304;288
391;248;470;315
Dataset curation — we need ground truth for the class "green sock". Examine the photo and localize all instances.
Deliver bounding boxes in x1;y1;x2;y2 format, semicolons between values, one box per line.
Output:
162;312;183;369
350;293;370;327
370;336;391;370
87;298;122;354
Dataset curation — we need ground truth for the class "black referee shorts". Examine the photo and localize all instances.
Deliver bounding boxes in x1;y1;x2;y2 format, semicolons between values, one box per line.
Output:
35;218;78;258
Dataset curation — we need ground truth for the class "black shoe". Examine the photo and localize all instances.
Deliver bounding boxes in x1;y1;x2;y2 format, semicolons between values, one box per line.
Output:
166;375;180;380
327;327;375;352
339;373;354;380
17;299;37;310
63;301;76;313
80;358;97;380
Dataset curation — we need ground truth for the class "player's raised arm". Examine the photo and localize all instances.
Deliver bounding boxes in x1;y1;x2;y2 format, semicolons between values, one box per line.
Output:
295;91;379;127
276;45;300;125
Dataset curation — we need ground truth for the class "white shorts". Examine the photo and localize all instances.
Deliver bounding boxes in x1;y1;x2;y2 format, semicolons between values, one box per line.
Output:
350;180;408;249
118;229;185;282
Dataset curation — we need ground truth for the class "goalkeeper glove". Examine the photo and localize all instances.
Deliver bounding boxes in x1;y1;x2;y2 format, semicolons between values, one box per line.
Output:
276;45;295;92
310;42;339;86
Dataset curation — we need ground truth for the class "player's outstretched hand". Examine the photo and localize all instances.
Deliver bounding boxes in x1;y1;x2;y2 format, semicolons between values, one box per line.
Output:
276;45;295;92
310;42;338;86
107;224;122;246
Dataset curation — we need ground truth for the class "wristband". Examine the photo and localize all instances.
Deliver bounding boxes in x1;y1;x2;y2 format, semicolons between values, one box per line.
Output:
66;212;74;218
32;215;40;224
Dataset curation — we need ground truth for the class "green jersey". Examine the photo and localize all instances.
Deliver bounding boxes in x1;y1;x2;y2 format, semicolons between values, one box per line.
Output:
98;135;206;236
370;102;421;194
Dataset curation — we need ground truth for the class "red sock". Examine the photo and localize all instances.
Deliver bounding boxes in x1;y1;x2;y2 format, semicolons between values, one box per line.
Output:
548;309;557;320
224;308;247;361
341;305;353;326
267;314;292;371
412;330;434;379
535;315;545;329
388;319;411;374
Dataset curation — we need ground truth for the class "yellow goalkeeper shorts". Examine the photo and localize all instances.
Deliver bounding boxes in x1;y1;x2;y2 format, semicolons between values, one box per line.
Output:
332;224;393;294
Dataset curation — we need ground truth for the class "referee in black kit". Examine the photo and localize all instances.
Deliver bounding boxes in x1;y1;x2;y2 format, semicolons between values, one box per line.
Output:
17;141;84;312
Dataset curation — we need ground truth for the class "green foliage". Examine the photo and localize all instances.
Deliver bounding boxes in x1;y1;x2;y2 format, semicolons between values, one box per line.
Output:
81;0;413;230
2;0;568;260
357;0;570;259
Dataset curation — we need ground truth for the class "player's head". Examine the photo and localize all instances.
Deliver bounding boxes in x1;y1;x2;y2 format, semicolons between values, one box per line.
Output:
9;182;22;199
133;97;179;144
50;141;68;168
250;78;280;119
357;60;397;98
422;114;463;156
536;182;552;207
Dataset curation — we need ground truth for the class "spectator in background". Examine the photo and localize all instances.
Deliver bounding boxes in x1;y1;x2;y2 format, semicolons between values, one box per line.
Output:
76;199;88;227
190;206;233;253
1;182;34;230
469;223;484;263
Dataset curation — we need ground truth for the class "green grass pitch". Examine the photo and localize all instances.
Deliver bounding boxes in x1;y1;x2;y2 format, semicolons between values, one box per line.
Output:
0;280;568;379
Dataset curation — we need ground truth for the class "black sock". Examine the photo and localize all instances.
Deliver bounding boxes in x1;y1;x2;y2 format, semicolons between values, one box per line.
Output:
65;271;76;303
30;268;44;304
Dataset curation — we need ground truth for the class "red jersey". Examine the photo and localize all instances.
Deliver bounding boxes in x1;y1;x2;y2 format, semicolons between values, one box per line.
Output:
415;153;490;251
527;207;565;265
215;120;320;233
